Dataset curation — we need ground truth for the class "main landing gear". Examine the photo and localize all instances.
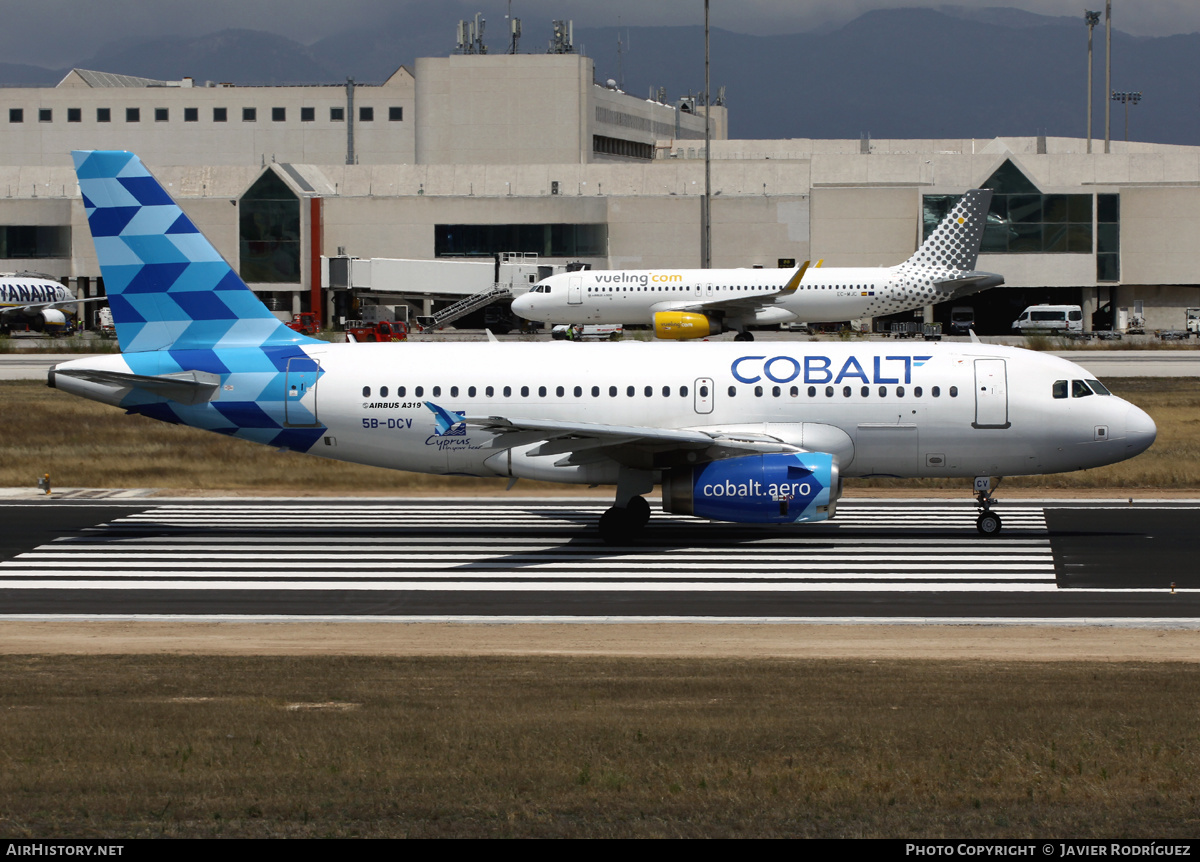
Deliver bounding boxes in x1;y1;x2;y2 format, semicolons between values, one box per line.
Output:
974;475;1003;536
733;330;755;342
598;468;654;544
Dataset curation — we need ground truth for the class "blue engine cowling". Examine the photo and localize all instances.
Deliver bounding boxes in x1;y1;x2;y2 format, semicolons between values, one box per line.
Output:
662;453;840;524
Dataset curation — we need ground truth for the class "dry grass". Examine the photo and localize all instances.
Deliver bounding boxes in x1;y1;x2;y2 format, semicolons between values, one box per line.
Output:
1;655;1197;838
2;378;1196;493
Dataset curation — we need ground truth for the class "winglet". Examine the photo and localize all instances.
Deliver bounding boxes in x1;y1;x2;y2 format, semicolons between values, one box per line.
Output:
778;260;810;295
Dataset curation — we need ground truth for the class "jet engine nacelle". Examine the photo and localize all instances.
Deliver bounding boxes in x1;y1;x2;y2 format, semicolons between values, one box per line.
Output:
31;308;68;333
662;452;840;524
653;311;718;340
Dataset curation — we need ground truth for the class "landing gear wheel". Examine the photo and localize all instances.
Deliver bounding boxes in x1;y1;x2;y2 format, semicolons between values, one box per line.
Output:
626;495;651;527
733;331;754;342
599;506;645;545
976;511;1002;536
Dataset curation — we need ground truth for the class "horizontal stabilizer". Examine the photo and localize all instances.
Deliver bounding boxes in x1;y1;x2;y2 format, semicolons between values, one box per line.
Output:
52;366;221;406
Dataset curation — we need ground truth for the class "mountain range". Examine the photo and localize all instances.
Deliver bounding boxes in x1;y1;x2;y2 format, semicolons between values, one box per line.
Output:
1;6;1194;146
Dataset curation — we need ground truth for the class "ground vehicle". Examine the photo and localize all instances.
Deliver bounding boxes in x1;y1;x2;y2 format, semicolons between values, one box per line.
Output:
93;307;116;339
286;312;321;336
949;306;974;335
551;323;623;341
345;320;408;342
1186;308;1200;336
1012;305;1083;335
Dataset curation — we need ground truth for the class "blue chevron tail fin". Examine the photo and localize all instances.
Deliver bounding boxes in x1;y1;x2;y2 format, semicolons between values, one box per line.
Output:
72;150;318;353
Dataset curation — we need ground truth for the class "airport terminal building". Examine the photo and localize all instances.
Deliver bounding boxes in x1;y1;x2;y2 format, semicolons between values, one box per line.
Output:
2;50;1198;333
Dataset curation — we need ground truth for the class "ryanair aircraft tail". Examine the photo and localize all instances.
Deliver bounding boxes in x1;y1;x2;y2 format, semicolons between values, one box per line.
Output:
72;150;317;353
902;188;992;273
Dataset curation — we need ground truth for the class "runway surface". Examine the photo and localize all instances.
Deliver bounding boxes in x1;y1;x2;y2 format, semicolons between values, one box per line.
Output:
0;498;1195;622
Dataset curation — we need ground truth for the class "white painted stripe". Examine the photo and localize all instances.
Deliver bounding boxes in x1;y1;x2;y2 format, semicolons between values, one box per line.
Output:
2;560;1054;574
0;579;1062;592
14;554;1056;566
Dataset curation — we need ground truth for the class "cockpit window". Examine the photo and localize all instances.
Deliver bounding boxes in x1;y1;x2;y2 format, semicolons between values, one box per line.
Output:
1053;380;1068;399
1071;379;1093;398
1087;379;1112;396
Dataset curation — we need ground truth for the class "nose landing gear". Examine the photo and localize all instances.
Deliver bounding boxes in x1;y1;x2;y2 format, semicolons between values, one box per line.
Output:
974;475;1003;536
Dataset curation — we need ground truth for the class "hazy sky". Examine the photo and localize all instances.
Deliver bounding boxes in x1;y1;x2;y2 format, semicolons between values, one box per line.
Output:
6;0;1199;67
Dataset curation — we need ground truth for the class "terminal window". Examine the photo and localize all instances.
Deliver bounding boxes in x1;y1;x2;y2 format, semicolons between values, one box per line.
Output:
923;160;1093;254
0;225;71;259
272;107;286;122
243;107;257;122
330;107;345;121
435;224;607;258
8;108;22;123
125;108;140;122
213;107;227;122
239;170;300;284
184;107;198;122
389;107;403;121
1096;194;1120;282
301;107;315;122
155;108;168;122
39;109;52;122
96;108;110;123
67;108;81;123
359;107;374;122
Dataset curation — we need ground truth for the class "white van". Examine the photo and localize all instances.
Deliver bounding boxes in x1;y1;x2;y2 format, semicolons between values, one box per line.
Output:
1012;304;1083;334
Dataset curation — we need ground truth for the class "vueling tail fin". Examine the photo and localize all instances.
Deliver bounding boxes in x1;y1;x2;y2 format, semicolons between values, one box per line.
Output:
905;188;993;272
72;150;318;353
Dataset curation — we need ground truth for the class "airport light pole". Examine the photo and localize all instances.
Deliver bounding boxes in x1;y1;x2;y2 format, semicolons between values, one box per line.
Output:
1111;91;1142;142
1104;0;1112;153
702;0;712;269
1085;11;1100;154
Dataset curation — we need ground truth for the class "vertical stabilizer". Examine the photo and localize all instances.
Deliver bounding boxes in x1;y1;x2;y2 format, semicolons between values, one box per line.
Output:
72;150;317;353
905;188;993;272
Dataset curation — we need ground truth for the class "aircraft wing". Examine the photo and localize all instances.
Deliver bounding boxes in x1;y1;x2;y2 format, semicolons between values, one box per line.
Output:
0;296;104;318
467;414;801;470
650;260;810;316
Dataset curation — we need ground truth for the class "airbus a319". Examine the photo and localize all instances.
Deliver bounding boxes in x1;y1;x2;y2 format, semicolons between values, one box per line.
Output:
50;152;1155;542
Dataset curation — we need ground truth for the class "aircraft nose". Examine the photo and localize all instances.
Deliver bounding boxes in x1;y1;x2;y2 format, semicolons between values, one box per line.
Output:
1124;403;1157;456
511;292;538;320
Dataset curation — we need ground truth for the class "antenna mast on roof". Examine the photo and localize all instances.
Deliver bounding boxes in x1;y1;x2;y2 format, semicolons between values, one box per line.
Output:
549;20;574;54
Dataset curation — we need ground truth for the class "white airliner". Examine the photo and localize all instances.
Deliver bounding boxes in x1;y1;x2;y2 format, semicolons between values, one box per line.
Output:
0;272;92;334
511;189;1003;341
51;152;1155;543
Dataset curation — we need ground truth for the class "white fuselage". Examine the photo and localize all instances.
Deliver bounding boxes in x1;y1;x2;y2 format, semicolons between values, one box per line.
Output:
511;265;963;328
55;340;1156;485
0;276;74;310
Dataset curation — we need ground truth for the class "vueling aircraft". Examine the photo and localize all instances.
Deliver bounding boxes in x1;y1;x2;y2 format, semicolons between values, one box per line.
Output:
511;189;1003;341
51;152;1155;543
0;272;92;334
